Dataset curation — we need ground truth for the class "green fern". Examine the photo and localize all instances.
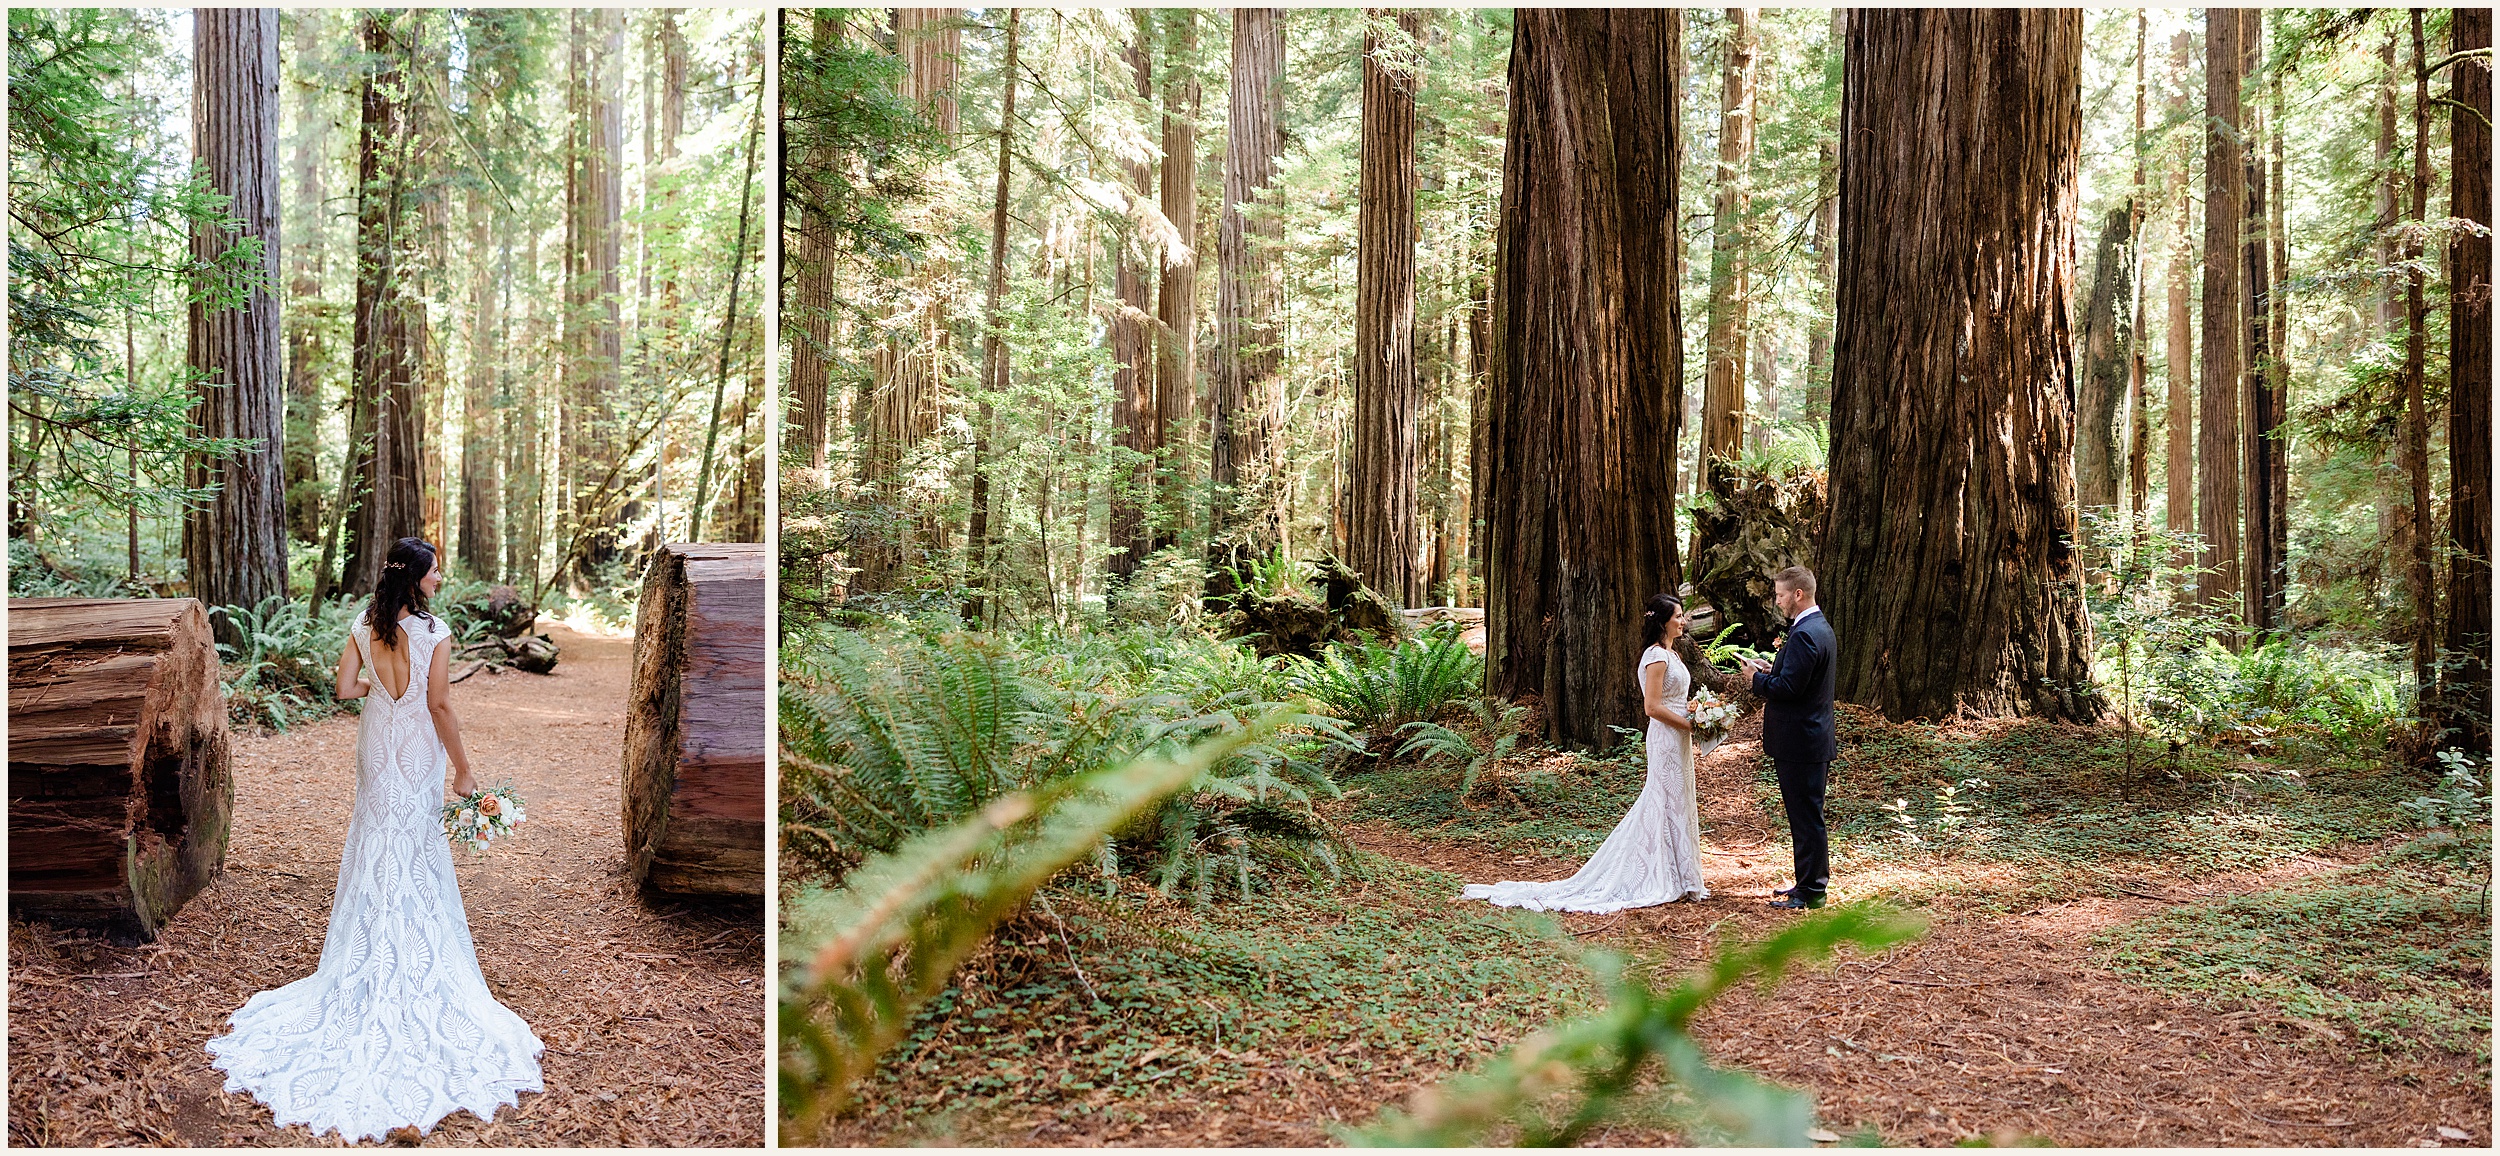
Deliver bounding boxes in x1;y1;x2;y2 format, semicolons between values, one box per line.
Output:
1285;622;1482;740
1352;902;1925;1146
780;625;1362;899
1396;697;1532;797
778;715;1287;1141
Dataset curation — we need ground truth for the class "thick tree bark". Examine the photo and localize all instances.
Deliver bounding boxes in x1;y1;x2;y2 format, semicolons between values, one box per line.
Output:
2439;5;2492;753
459;188;502;582
2398;10;2438;705
2197;10;2245;627
340;13;424;597
2076;206;2130;513
8;598;232;944
1823;8;2096;723
622;544;765;896
1348;9;1424;608
1110;17;1157;587
1483;9;1684;750
2165;31;2195;558
1152;8;1201;558
185;8;288;617
965;8;1018;627
1698;7;1759;475
1209;8;1288;591
2238;8;2281;636
787;12;838;472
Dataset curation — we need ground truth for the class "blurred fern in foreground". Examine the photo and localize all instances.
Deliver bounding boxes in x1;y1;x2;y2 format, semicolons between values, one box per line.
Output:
777;716;1282;1141
1352;903;1925;1147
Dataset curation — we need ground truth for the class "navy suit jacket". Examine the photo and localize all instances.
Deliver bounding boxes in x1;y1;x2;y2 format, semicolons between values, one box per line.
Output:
1752;607;1838;764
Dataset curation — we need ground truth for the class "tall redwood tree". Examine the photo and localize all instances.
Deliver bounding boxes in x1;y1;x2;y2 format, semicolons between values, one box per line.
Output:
185;7;289;614
1483;8;1684;750
1347;8;1424;607
1821;8;2097;722
2439;6;2492;753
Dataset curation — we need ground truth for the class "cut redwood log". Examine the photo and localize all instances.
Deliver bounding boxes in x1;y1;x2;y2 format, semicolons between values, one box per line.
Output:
8;597;233;942
622;543;765;897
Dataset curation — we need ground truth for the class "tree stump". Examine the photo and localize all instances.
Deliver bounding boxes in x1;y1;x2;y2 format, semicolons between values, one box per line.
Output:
622;544;765;897
1688;457;1827;649
8;598;233;942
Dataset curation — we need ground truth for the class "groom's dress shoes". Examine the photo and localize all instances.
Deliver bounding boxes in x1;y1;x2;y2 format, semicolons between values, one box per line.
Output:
1768;894;1824;910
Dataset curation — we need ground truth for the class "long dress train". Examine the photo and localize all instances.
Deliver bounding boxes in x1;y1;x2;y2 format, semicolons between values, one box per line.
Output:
206;612;543;1142
1462;644;1710;913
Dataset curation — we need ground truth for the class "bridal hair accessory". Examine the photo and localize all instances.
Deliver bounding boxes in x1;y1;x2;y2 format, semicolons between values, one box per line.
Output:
442;784;527;853
385;560;406;569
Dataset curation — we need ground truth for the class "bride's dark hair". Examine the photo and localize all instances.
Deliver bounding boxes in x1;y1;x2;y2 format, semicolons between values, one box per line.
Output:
367;537;439;651
1641;592;1683;649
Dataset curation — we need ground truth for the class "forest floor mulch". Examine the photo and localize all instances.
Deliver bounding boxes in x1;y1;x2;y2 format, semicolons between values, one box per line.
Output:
1349;714;2491;1148
7;624;765;1148
820;711;2488;1148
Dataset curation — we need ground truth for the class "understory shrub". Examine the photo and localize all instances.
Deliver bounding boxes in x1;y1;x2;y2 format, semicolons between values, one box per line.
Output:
216;594;360;730
1282;623;1481;744
779;623;1358;901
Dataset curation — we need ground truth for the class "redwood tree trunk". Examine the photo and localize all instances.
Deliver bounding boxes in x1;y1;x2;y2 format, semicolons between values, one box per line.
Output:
459;187;501;581
2075;205;2129;513
1802;8;1842;416
1109;18;1157;588
2440;5;2492;754
2126;12;2151;518
2398;10;2438;705
341;13;423;597
564;8;625;580
185;8;288;616
785;10;839;472
2197;10;2245;627
282;9;327;547
1822;8;2096;723
1209;7;1287;589
1347;8;1423;608
965;7;1018;627
1697;7;1758;475
2238;8;2280;636
1152;8;1201;557
1483;9;1684;750
2164;30;2194;556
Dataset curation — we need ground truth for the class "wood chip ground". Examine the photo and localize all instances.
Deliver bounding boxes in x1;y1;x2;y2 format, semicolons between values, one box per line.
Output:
827;713;2490;1148
8;624;764;1147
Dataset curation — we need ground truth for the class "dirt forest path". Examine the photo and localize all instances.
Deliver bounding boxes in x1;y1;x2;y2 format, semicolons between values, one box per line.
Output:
1345;714;2490;1148
7;623;765;1147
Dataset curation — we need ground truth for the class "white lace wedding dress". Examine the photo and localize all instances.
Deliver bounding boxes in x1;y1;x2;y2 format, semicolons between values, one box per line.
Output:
206;612;543;1141
1464;644;1709;912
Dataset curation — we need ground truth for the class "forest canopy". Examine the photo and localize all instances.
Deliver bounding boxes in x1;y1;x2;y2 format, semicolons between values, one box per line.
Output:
8;6;768;617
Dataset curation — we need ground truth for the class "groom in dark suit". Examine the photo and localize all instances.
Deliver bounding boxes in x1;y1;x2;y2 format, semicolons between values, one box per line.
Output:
1739;566;1837;909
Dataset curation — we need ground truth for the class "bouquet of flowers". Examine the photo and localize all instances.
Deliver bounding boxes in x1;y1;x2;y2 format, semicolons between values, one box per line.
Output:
442;784;527;853
1689;687;1740;742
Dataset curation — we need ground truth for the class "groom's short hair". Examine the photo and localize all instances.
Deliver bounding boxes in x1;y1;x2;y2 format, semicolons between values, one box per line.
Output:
1774;566;1816;599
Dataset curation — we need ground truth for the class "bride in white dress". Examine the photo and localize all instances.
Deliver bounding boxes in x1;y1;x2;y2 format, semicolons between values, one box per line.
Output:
1465;593;1710;912
206;537;543;1141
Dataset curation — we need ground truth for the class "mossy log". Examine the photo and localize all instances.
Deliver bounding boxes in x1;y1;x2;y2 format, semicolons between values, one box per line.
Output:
8;597;233;943
621;544;766;897
1220;552;1410;659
